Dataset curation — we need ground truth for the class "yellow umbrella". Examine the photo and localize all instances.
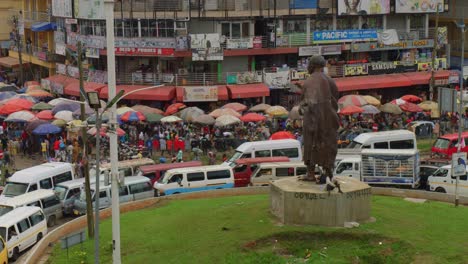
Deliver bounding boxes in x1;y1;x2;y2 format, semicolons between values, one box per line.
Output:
266;106;288;117
52;119;67;127
116;106;135;115
418;101;438;111
362;95;381;106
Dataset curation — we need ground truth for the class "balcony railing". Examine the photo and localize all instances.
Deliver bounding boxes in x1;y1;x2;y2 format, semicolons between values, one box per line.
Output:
10;9;52;23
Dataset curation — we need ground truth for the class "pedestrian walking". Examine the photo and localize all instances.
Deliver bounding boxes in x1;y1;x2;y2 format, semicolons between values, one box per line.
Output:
177;149;183;162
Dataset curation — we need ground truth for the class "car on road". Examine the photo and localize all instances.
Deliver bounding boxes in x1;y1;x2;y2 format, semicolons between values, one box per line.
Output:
0;236;7;264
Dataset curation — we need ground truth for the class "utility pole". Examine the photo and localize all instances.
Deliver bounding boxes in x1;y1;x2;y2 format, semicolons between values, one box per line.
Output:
78;41;95;238
429;9;439;101
12;13;24;86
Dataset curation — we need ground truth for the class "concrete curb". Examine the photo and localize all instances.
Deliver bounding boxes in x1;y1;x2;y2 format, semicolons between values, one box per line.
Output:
24;186;467;264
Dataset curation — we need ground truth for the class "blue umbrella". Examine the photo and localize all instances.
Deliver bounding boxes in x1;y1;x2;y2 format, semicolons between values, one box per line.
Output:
16;87;26;93
0;91;17;101
33;123;62;135
52;103;81;114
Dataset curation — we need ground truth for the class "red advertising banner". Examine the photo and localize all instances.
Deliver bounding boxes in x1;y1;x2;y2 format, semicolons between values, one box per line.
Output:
115;47;175;56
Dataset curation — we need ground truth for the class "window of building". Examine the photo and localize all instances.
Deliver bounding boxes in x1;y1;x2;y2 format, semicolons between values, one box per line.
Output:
221;22;250;38
336;17;359;30
284;20;306;33
311;17;333;31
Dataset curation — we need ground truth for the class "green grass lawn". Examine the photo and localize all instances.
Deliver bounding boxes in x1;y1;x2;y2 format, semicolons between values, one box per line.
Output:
47;195;468;264
417;138;434;154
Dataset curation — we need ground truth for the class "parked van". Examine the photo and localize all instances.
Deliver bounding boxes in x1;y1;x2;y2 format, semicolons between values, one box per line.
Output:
345;130;416;150
431;132;468;159
137;161;203;185
428;165;468;196
0;190;62;227
232;157;290;187
0;206;47;261
154;165;234;196
0;236;6;264
53;179;85;215
225;139;302;165
73;176;153;216
90;158;155;179
0;163;74;199
250;162;307;186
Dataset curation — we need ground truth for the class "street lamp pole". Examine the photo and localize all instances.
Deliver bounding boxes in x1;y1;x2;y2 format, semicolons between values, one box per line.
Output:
94;109;102;263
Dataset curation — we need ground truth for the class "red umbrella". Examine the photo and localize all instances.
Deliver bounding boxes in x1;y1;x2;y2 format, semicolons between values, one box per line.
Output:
338;95;367;107
0;99;34;115
399;102;423;113
165;103;186;116
121;111;146;122
240;113;266;122
339;105;364;115
270;131;295;140
36;110;54;120
401;95;422;103
88;127;126;137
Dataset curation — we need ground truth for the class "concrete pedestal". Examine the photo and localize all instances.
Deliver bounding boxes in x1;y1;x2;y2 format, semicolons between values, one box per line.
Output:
271;177;372;227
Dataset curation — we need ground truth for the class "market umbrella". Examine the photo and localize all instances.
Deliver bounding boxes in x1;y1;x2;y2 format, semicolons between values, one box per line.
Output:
401;94;422;103
209;108;242;118
26;85;42;92
144;113;164;123
131;105;164;115
87;127;126;137
179;107;204;122
0;91;16;101
48;98;71;106
36;110;55;120
223;102;247;112
54;110;74;122
161;115;183;123
399;102;423;113
339;105;364;115
270;131;295;140
121;111;146;122
27;89;53;98
87;113;110;124
72;107;94;118
4;94;38;103
33;123;61;135
52;119;67;127
165;103;186;116
193;114;215;125
249;103;271;112
32;102;53;111
240;113;266;123
214;115;241;127
0;99;34;115
288;106;302;120
52;102;81;114
391;98;407;106
338;95;368;107
380;103;403;114
418;101;439;111
116;106;135;115
266;106;288;117
25;119;49;133
362;95;381;106
25;81;40;87
5;111;36;122
362;105;381;115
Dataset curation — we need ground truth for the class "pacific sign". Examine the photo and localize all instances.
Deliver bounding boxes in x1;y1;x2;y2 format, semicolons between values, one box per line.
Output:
313;30;378;44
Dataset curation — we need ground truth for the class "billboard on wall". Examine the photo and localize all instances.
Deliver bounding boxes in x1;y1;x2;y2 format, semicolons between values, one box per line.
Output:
74;0;105;19
337;0;390;16
52;0;73;18
190;34;221;49
395;0;444;13
290;0;318;9
183;86;218;102
192;48;223;61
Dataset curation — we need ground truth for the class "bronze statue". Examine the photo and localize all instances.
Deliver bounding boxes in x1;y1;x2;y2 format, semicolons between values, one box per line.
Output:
299;55;342;193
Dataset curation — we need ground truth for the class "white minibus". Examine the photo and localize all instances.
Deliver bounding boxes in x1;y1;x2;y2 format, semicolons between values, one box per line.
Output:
250;162;308;186
154;165;234;196
0;206;47;261
0;190;62;227
0;162;74;199
225;139;302;165
345;130;416;150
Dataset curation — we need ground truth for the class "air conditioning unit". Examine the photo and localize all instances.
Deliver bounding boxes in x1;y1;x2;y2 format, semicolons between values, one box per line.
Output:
178;68;188;75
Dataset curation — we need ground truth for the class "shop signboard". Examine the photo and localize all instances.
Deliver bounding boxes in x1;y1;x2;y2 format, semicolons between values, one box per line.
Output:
226;71;262;84
74;0;105;19
299;45;342;56
56;63;80;78
226;38;253;49
189;34;221;49
291;70;309;80
55;43;66;56
395;0;444;13
115;47;175;56
264;70;291;88
51;82;64;95
344;64;368;76
182;86;218;102
88;70;107;83
67;33;106;49
176;36;189;50
337;0;390;16
85;48;100;58
253;36;263;48
417;58;447;71
438;87;457;113
65;18;77;24
313;29;377;44
367;61;418;75
52;0;73;18
192;48;223;61
351;39;434;52
290;0;317;9
41;79;51;91
37;51;47;61
115;38;176;48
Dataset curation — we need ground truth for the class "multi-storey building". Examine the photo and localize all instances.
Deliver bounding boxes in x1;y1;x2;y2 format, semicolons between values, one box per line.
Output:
0;0;21;72
9;0;458;108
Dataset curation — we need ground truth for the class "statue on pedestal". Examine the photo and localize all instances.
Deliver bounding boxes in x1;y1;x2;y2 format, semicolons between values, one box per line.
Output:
299;55;342;193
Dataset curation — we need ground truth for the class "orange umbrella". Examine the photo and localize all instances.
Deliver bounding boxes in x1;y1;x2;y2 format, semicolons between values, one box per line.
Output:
223;102;247;112
240;113;266;122
165;103;186;116
270;131;295;140
339;105;363;115
36;110;55;120
27;90;53;98
401;94;422;103
0;99;34;115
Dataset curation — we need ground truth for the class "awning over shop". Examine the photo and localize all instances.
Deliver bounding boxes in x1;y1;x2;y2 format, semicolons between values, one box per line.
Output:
335;74;414;92
45;74;79;88
227;83;270;99
403;70;451;85
0;56;26;68
175;86;228;102
100;85;176;101
64;82;107;97
31;22;57;32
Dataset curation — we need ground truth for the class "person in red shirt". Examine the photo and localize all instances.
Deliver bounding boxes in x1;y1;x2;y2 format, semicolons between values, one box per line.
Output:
53;140;60;159
372;122;378;132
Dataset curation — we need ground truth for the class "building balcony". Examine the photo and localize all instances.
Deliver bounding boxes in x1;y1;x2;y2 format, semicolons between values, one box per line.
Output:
9;46;58;68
